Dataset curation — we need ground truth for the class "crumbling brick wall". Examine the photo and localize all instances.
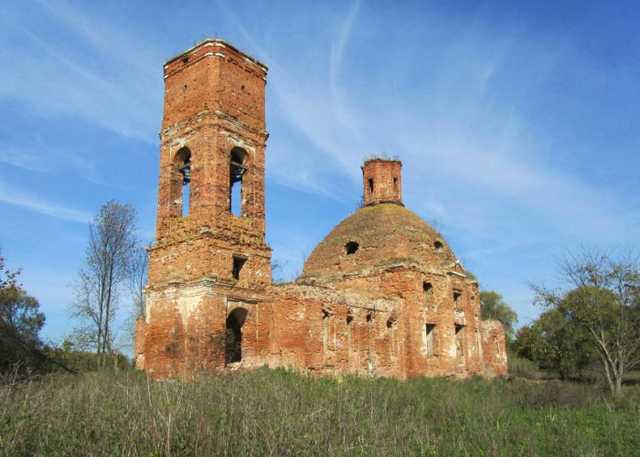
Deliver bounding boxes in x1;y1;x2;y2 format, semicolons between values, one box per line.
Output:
137;38;508;380
480;320;508;378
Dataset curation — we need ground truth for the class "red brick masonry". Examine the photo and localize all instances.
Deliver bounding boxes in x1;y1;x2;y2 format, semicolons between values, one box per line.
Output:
136;39;507;380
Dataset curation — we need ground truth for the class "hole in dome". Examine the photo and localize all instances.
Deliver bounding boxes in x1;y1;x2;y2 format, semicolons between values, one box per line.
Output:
345;241;359;255
434;240;444;252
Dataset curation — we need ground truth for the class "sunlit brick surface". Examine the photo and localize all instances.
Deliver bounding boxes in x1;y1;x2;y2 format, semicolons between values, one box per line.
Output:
136;39;507;380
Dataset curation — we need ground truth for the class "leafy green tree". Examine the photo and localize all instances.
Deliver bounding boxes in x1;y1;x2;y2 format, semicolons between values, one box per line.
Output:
0;250;46;372
480;291;518;342
514;308;595;380
533;249;640;396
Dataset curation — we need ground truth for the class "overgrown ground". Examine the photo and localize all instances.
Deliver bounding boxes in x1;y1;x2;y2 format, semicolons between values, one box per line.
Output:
1;367;639;457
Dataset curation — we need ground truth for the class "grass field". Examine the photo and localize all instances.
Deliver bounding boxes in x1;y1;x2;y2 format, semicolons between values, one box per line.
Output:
1;367;639;457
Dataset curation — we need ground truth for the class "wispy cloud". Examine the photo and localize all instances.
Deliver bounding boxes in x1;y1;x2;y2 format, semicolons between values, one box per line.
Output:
217;2;637;244
0;1;161;143
0;149;49;173
0;141;95;175
0;179;91;224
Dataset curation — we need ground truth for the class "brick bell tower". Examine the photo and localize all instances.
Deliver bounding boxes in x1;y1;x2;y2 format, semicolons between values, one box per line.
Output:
138;39;272;377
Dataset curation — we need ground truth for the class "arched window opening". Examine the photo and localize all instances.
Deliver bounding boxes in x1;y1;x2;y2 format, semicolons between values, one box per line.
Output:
368;178;374;194
434;240;444;252
229;147;247;216
423;282;433;308
175;148;191;217
393;177;398;192
345;241;359;255
225;307;248;364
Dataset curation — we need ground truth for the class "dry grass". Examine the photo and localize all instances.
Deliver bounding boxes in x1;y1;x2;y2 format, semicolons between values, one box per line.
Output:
1;367;639;456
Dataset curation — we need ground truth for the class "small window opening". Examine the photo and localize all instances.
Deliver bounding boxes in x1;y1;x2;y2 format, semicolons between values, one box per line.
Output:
455;324;465;358
230;147;247;216
453;290;462;303
366;311;373;323
393;177;398;192
386;318;396;329
232;255;247;280
345;241;359;255
368;178;374;194
346;314;353;325
423;282;433;307
322;309;330;353
176;148;191;217
434;240;444;252
425;323;436;357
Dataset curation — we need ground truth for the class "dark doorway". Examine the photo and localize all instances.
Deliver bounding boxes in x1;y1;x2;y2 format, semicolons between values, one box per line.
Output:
225;307;248;364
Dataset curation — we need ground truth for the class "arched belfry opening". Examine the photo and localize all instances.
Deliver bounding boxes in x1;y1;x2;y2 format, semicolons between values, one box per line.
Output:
175;147;191;216
229;147;247;216
225;307;248;364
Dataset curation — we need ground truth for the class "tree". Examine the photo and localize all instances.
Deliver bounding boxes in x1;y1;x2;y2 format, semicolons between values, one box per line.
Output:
532;249;640;396
70;201;138;356
514;308;595;380
119;245;149;350
0;259;44;345
479;291;518;342
128;245;148;319
0;250;46;373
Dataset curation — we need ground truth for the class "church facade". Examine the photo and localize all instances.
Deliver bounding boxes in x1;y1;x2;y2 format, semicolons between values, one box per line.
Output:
135;39;507;380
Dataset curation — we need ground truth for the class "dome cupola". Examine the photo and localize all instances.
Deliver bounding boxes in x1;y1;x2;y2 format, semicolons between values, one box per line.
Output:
361;158;402;207
301;158;458;282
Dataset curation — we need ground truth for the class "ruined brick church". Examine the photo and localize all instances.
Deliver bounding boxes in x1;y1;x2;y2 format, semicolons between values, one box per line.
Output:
135;39;507;379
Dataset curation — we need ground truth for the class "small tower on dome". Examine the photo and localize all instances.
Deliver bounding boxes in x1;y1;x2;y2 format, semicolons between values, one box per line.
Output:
361;157;403;206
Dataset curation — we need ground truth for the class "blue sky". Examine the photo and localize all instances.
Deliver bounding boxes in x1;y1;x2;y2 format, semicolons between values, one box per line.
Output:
1;0;639;346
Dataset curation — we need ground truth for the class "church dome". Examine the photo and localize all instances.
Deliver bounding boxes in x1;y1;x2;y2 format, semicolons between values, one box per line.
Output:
300;202;457;281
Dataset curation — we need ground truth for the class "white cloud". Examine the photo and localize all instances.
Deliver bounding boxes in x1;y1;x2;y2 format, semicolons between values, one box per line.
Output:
0;179;91;224
0;2;161;143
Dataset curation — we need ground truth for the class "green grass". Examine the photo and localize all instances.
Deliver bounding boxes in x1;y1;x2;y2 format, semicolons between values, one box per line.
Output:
1;368;639;456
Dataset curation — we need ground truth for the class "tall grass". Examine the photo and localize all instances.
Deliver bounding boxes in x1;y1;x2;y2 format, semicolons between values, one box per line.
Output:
1;368;638;456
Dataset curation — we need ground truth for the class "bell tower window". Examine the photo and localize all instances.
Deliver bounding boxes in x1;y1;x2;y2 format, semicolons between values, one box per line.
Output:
230;147;247;216
175;148;191;217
